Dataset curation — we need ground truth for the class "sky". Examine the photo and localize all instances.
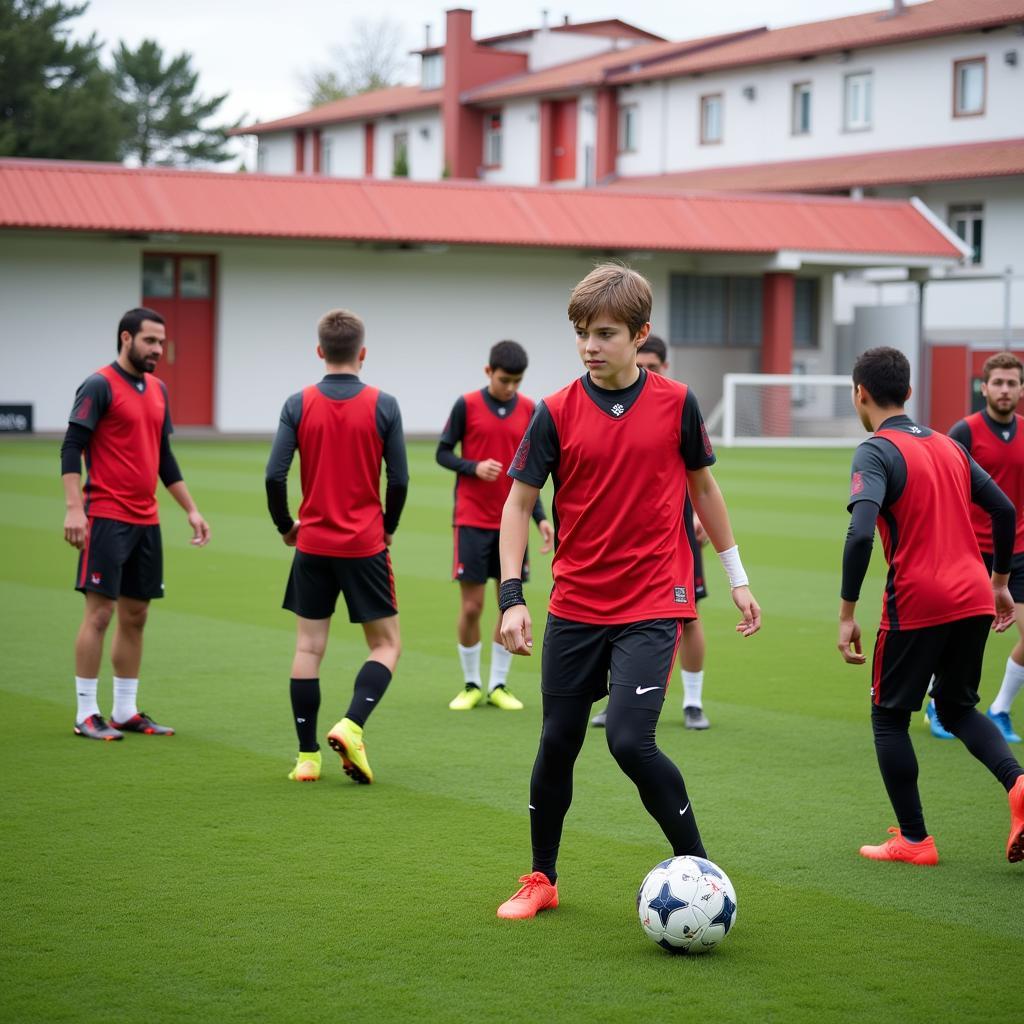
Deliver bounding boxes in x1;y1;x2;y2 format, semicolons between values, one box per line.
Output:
70;0;922;166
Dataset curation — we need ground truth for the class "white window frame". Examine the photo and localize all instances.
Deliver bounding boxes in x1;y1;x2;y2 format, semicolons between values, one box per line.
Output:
421;54;444;90
320;136;333;176
791;82;812;135
618;104;638;153
483;111;502;167
700;93;723;145
953;58;985;117
949;203;984;265
843;71;872;132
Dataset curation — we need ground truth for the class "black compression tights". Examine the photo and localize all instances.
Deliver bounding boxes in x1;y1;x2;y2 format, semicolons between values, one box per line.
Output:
529;688;705;883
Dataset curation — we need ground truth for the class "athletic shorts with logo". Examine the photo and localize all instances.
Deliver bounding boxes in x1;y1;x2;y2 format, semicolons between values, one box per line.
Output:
452;525;529;584
982;551;1024;603
75;516;164;600
284;549;397;622
870;614;992;711
541;614;683;709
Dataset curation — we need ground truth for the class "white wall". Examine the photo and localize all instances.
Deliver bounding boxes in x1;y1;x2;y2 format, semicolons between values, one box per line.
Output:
616;27;1024;177
480;100;540;185
373;111;443;181
256;133;294;175
490;29;641;71
320;122;364;178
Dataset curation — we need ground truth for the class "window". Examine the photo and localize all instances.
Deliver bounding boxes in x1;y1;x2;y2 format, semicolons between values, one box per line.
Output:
320;136;333;175
954;58;985;117
422;54;444;90
483;111;502;167
255;144;267;173
142;256;174;298
392;131;409;177
949;203;983;264
843;72;872;131
700;94;723;144
179;257;212;299
792;82;812;135
669;274;820;349
618;104;638;152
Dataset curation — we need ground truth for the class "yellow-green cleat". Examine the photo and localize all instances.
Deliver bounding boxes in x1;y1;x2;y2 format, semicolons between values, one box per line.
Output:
288;750;321;782
449;685;485;710
488;685;524;711
326;718;373;784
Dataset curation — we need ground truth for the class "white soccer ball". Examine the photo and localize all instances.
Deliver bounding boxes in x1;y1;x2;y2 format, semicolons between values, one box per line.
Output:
636;855;737;954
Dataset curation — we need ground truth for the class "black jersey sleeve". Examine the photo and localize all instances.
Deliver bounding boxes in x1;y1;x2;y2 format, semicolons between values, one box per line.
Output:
68;373;111;431
377;393;409;534
265;392;302;534
848;438;904;511
59;422;91;474
948;418;971;451
508;401;559;489
158;433;183;488
680;390;716;470
841;499;879;602
435;397;477;476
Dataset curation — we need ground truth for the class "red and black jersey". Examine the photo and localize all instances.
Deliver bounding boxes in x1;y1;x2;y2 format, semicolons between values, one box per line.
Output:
295;384;386;558
868;427;993;630
456;390;534;529
511;371;713;625
70;364;168;525
950;411;1024;554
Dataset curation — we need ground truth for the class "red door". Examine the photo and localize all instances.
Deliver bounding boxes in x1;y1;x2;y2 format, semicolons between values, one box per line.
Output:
141;254;215;426
552;100;577;181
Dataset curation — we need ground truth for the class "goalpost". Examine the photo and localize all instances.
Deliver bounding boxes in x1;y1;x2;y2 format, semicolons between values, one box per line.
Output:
720;373;863;448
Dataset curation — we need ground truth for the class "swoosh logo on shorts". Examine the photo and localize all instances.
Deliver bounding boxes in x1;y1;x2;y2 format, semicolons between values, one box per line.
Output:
635;685;660;695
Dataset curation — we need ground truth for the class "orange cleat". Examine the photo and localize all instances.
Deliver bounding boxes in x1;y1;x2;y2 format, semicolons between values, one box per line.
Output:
496;871;559;919
859;827;938;866
1008;775;1024;863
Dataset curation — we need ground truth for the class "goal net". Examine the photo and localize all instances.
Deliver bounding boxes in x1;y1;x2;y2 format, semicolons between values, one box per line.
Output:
720;373;863;447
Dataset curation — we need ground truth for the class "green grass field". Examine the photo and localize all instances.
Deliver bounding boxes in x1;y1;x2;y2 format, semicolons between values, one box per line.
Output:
1;438;1021;1024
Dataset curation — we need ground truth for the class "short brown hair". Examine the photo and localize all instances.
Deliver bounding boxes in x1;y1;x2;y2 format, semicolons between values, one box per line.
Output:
318;309;365;363
982;351;1024;383
568;263;652;337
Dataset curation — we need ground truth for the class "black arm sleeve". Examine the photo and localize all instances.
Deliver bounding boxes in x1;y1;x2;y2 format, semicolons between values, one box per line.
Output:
531;495;547;524
265;393;302;535
435;397;477;476
841;500;879;602
377;393;409;534
948;419;971;452
159;434;183;488
60;422;91;475
971;470;1015;575
383;484;408;536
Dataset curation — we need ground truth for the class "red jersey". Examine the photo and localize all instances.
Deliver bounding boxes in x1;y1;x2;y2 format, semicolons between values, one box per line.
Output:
540;373;698;625
79;364;166;525
453;390;535;529
296;384;385;558
962;411;1024;554
874;428;993;630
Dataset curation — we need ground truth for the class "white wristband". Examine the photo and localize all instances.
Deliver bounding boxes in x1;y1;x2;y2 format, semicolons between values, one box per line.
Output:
717;544;749;589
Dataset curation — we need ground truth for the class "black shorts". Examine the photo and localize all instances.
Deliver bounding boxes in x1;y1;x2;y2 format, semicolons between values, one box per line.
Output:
452;526;529;584
75;517;163;601
283;549;398;623
871;615;992;711
541;614;684;709
981;551;1024;604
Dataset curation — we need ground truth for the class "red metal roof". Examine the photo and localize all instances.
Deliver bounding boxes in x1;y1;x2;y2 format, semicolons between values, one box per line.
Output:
611;138;1024;193
611;0;1024;83
0;159;963;260
236;86;441;136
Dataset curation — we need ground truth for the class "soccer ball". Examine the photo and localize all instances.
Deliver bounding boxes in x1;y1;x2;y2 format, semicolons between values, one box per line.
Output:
636;855;737;954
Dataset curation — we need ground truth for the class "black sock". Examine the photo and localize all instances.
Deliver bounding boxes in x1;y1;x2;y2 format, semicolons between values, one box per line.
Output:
290;678;320;752
344;661;393;727
871;705;927;841
938;704;1024;792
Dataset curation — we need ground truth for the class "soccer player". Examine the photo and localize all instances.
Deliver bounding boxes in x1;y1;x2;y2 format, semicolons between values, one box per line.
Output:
436;341;554;712
266;309;408;784
943;352;1024;744
495;264;761;919
838;346;1024;865
61;307;211;740
591;334;711;730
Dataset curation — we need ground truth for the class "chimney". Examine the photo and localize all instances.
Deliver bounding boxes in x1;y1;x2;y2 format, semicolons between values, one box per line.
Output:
563;15;570;26
424;23;431;48
540;9;549;30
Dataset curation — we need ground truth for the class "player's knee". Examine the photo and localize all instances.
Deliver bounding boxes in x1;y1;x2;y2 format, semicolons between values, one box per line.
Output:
461;598;484;622
120;604;149;630
86;603;115;633
605;722;647;773
933;701;968;733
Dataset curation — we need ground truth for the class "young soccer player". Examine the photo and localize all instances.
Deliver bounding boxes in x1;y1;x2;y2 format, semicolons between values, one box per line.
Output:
942;352;1024;744
495;264;761;919
838;347;1024;865
591;334;711;730
266;309;408;784
436;341;554;712
61;307;211;740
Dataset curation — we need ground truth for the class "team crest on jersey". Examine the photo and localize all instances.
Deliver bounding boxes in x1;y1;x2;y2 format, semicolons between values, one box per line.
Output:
611;403;625;417
456;563;465;577
850;471;864;496
674;586;688;604
90;572;102;586
909;425;922;434
498;407;507;417
1003;431;1011;440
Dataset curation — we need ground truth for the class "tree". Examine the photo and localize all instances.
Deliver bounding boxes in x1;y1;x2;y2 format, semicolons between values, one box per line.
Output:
0;0;124;160
113;38;239;166
302;18;409;106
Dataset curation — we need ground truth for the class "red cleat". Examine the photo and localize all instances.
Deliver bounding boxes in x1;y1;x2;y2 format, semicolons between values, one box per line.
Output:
1008;775;1024;863
496;872;559;919
110;712;175;735
859;827;938;866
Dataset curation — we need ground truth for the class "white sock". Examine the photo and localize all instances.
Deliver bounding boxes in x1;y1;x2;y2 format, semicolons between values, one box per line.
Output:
75;677;100;722
990;657;1024;716
112;676;139;722
682;670;704;709
488;641;513;692
458;643;482;687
